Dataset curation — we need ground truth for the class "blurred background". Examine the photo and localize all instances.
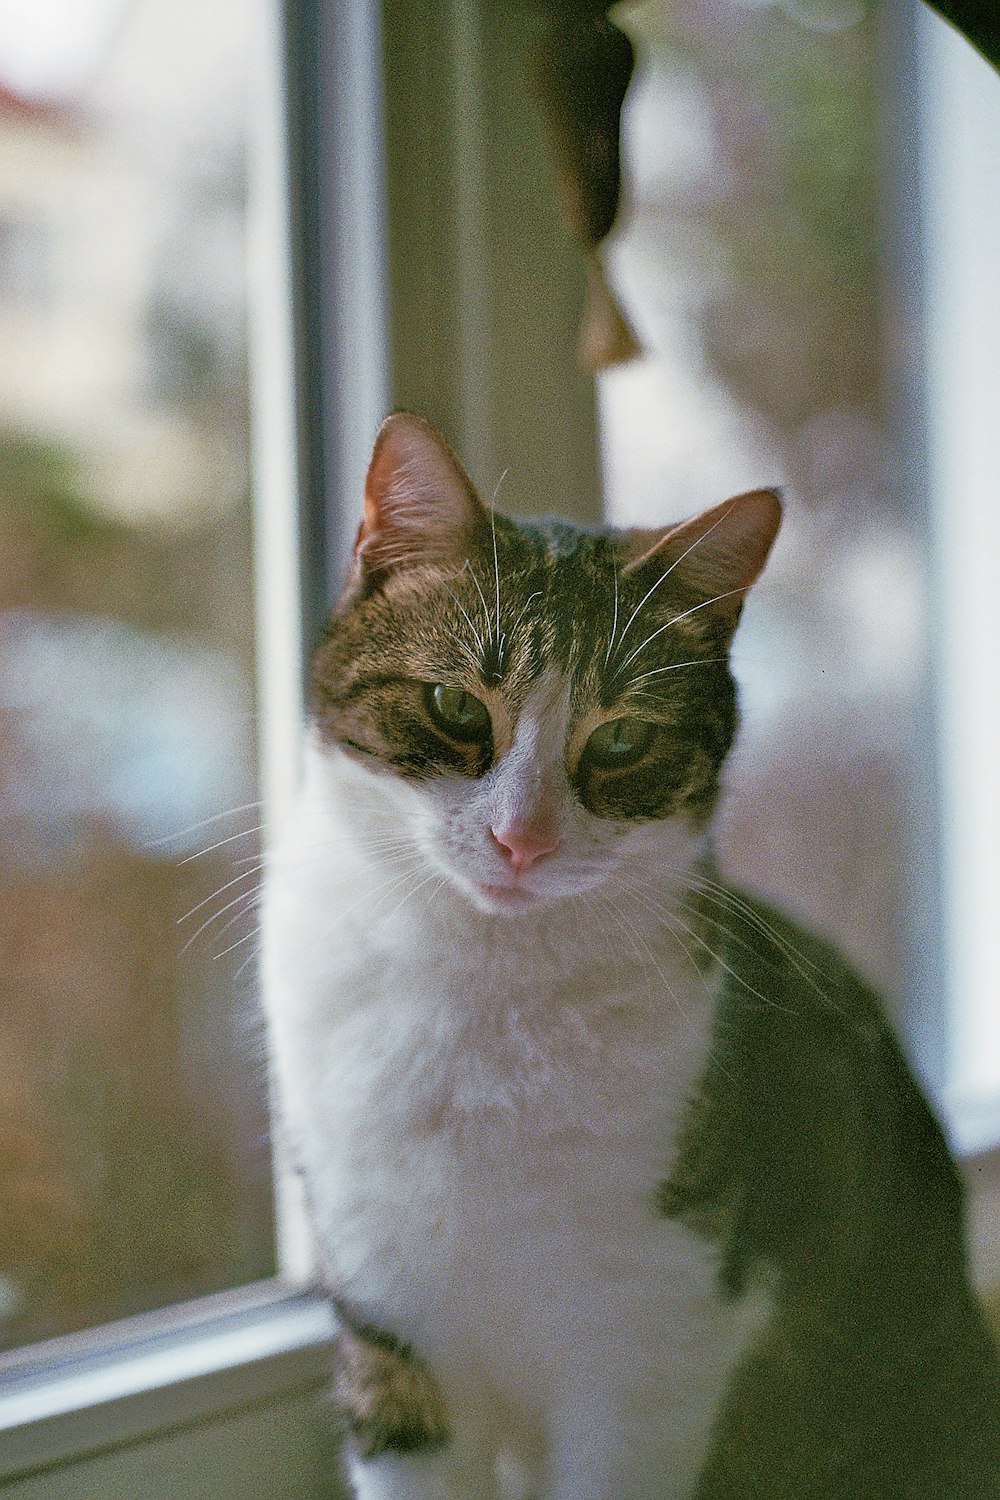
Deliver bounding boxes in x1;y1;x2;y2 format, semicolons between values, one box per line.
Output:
601;0;913;1003
0;0;996;1358
0;0;274;1350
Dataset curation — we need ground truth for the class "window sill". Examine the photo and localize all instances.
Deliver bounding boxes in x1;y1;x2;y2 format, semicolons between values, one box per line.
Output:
0;1281;336;1484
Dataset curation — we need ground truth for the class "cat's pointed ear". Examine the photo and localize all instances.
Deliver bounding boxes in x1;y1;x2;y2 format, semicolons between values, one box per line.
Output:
351;413;487;587
620;488;782;636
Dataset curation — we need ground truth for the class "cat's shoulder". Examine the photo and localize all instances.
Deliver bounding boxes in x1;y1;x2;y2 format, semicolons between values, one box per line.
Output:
681;883;1000;1496
663;879;964;1291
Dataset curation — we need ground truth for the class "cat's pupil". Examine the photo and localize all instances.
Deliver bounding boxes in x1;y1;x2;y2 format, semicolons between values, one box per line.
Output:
425;683;491;742
585;716;654;769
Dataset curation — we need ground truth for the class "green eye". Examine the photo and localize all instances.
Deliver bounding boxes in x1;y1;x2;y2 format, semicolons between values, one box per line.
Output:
425;683;491;742
585;716;654;769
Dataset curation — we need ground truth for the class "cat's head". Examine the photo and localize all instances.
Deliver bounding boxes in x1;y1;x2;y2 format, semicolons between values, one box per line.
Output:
310;414;780;916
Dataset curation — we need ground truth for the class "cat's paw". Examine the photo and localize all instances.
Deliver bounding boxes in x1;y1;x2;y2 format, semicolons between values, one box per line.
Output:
335;1324;451;1459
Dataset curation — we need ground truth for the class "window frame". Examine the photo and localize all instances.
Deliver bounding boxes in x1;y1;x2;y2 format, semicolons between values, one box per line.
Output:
0;1284;335;1486
911;2;1000;1158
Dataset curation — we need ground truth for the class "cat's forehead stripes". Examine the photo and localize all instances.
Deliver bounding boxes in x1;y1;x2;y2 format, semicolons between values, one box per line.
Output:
312;511;740;819
445;519;719;710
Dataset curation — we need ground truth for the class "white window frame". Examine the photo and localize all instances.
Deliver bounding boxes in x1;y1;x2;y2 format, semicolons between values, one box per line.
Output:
913;4;1000;1158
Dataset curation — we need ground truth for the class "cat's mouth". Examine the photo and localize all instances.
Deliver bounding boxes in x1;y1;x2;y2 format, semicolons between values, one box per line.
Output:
470;880;540;912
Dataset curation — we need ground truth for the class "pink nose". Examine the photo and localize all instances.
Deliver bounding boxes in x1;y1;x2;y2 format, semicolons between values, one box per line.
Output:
489;823;559;873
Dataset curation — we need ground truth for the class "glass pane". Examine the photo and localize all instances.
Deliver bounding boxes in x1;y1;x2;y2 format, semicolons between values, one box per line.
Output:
598;0;999;1308
601;0;912;1016
0;0;274;1350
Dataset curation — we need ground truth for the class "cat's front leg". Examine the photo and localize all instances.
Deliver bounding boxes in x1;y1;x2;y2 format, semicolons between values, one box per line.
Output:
336;1323;501;1500
347;1441;502;1500
547;1367;725;1500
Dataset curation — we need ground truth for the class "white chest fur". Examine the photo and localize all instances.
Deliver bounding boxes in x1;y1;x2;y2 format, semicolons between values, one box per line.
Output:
261;751;763;1496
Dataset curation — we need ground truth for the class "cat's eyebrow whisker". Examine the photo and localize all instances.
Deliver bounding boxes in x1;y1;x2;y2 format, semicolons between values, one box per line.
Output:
444;584;487;659
505;588;543;650
616;588;747;676
612;504;738;663
604;564;621;668
491;469;509;507
451;634;486;677
464;559;495;644
626;658;728;690
491;492;503;627
489;495;504;664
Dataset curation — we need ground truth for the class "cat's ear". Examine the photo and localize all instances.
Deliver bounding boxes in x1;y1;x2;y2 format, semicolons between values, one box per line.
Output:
620;489;782;636
350;413;487;591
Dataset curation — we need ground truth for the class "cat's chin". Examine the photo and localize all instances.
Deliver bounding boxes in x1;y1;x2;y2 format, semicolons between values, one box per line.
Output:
460;872;604;917
467;880;544;915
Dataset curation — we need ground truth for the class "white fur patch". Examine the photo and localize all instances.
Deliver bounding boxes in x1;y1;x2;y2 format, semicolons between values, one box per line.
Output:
262;726;769;1498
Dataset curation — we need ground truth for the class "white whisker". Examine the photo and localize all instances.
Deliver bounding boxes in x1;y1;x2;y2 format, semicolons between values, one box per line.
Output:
177;864;264;925
180;823;266;863
465;559;494;642
145;799;266;849
604;563;621;667
489;493;504;660
684;875;838;1011
445;582;487;658
627;658;727;690
613;503;738;665
506;589;543;650
213;891;260;943
214;925;262;960
381;866;440;923
180;881;264;954
616;588;747;675
491;469;509;507
331;855;431;926
626;879;799;1016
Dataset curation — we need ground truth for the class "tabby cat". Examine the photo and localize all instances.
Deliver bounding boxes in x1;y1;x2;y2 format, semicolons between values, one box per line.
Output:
261;413;1000;1499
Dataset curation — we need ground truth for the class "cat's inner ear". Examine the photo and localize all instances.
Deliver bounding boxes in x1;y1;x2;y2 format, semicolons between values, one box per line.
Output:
620;488;782;633
354;413;487;583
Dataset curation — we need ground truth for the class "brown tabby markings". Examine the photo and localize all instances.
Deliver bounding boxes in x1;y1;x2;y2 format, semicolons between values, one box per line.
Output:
335;1322;451;1459
311;518;737;824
